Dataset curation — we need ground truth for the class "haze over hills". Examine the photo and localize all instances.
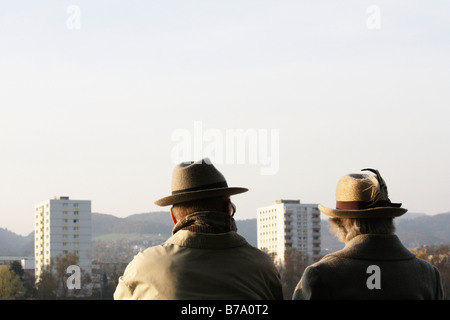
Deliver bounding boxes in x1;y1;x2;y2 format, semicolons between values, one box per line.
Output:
0;211;449;256
0;227;34;256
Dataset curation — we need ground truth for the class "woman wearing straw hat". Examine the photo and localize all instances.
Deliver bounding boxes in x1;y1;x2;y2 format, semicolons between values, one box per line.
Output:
114;158;283;300
293;169;444;300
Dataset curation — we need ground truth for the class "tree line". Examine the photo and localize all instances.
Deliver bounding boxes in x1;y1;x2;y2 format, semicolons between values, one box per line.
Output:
0;243;448;299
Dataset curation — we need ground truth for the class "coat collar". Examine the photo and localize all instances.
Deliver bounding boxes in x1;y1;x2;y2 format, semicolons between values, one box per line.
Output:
172;211;237;235
165;229;248;249
329;234;415;261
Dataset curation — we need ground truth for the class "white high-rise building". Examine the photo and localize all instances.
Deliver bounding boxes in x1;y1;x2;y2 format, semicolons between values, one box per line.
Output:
257;199;321;264
34;196;92;280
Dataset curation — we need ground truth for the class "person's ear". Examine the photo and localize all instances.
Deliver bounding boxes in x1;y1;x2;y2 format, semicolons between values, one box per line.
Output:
226;198;236;217
170;207;177;225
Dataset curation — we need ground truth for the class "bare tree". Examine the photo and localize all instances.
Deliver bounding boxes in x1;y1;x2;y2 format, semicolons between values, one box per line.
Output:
36;253;91;299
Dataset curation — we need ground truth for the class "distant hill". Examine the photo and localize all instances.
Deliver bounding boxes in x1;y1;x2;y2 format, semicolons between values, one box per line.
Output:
92;212;258;245
395;212;450;248
91;212;173;237
0;228;34;256
1;211;449;256
235;219;257;246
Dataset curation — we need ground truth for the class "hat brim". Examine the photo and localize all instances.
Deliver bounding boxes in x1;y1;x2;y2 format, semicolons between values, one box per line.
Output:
318;204;407;218
155;187;248;206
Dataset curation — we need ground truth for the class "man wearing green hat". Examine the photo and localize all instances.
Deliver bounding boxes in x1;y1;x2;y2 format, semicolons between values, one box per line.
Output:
114;158;283;300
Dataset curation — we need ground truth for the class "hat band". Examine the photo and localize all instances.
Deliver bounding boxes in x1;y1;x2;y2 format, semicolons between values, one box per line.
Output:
336;200;402;210
172;181;228;195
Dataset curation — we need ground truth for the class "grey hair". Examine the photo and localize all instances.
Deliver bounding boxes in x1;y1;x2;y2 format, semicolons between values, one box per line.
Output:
329;217;396;243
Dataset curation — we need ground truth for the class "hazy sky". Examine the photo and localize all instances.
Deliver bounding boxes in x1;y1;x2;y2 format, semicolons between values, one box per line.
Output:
1;1;449;235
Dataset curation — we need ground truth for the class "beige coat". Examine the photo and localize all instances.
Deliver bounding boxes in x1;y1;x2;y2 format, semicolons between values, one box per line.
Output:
114;230;283;300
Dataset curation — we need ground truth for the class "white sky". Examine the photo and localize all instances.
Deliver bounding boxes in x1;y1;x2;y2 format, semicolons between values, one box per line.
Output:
1;1;449;235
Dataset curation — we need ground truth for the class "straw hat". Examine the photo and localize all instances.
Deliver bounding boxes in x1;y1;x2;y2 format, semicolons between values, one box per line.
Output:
155;158;248;206
319;168;407;218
